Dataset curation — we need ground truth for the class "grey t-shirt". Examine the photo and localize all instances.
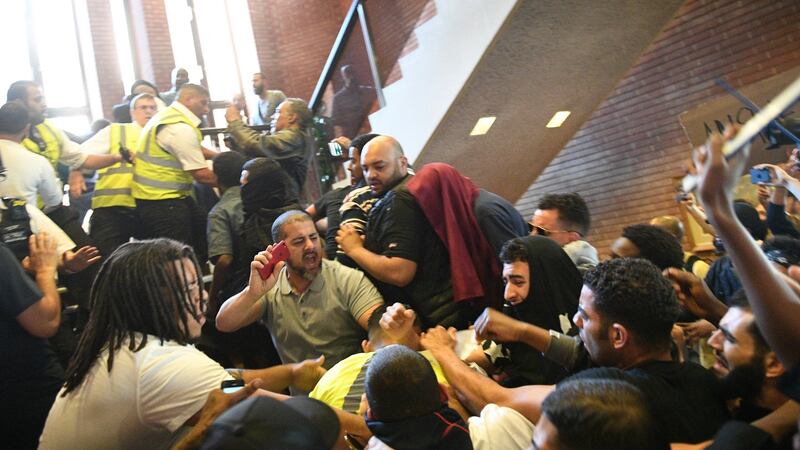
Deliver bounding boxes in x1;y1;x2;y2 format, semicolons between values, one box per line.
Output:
206;186;244;262
259;259;383;369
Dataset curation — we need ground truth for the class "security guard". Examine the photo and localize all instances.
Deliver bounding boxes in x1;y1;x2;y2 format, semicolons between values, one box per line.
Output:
7;81;123;199
80;93;157;257
133;83;217;262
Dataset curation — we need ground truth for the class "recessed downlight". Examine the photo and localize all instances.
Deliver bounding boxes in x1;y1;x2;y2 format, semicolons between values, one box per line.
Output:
546;111;571;128
470;116;496;136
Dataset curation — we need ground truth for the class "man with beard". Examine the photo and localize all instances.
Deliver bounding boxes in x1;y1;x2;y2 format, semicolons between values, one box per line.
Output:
7;81;124;201
337;136;472;329
307;133;378;259
216;210;384;374
708;290;788;422
250;72;286;127
159;67;190;106
419;258;730;444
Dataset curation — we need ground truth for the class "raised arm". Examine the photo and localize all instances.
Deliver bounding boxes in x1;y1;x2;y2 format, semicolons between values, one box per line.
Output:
17;233;61;338
216;246;283;332
420;326;552;423
696;129;800;366
473;307;552;352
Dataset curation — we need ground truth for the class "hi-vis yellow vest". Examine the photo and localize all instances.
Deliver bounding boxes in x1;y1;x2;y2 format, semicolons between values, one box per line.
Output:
92;123;139;209
132;106;199;200
22;119;62;169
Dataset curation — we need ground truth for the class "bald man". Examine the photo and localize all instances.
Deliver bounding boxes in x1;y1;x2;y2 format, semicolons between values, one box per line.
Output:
337;136;473;329
133;83;217;263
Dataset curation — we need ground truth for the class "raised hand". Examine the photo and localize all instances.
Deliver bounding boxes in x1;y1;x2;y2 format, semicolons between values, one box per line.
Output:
694;126;748;217
224;103;243;123
473;307;526;343
23;232;59;275
336;223;364;254
663;268;727;323
420;326;458;353
62;245;101;273
247;244;285;297
291;355;326;392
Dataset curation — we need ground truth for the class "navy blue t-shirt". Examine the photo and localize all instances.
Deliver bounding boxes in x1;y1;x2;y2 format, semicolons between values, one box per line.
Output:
0;244;63;383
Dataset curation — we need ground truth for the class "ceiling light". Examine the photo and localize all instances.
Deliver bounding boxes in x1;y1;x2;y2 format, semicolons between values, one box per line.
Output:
470;116;496;136
546;111;571;128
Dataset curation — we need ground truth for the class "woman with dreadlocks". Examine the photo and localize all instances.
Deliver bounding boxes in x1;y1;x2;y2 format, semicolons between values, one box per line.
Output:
38;238;326;449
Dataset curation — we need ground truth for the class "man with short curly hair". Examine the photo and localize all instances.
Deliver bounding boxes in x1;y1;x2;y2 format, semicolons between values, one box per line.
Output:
420;258;729;444
610;223;685;270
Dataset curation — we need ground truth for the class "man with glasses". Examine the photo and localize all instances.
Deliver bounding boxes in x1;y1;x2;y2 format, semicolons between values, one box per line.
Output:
80;93;157;257
529;193;597;275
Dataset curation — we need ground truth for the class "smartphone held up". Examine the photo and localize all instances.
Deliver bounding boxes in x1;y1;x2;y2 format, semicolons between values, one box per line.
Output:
258;241;289;280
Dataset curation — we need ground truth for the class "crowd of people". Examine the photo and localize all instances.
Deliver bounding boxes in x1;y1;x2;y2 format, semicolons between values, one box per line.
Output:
1;67;800;450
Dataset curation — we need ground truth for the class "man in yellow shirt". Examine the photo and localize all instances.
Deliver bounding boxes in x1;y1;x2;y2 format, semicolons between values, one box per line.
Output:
309;304;450;414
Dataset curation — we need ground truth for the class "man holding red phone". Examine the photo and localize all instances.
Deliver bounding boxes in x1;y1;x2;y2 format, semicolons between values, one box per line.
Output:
216;210;384;379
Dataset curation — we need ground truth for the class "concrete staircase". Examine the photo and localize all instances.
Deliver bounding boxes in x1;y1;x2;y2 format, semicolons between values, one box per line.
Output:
367;0;518;165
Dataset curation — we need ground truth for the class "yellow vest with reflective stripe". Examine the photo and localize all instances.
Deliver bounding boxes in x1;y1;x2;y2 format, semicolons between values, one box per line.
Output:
92;123;138;209
22;119;62;169
132;106;199;200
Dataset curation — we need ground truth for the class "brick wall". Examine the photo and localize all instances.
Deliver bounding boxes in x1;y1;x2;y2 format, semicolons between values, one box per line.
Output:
247;0;345;99
245;0;434;100
86;0;124;119
127;0;175;93
515;0;800;256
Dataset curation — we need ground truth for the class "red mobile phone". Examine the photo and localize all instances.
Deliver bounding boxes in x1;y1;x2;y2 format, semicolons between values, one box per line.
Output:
258;241;289;280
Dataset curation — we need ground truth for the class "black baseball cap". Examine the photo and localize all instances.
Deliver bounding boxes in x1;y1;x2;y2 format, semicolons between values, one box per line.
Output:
201;396;340;450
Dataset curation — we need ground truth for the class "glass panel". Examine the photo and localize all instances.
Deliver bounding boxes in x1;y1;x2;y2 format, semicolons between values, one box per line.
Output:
224;0;261;120
314;20;379;191
110;0;137;92
164;0;200;82
49;115;91;137
73;0;102;120
193;0;238;102
0;2;32;103
164;0;260;128
193;0;260;127
32;0;87;108
320;20;378;142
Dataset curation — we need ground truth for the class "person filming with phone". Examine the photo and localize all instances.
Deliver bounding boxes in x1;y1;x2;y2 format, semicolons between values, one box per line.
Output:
752;160;800;239
216;210;384;376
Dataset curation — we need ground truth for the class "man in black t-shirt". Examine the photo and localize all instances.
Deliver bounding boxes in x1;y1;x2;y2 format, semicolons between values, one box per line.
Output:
307;133;378;259
420;258;730;444
1;234;64;450
337;136;471;329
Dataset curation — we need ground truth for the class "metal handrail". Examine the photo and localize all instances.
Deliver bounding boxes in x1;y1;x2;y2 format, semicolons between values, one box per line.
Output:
308;0;385;113
308;0;361;112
